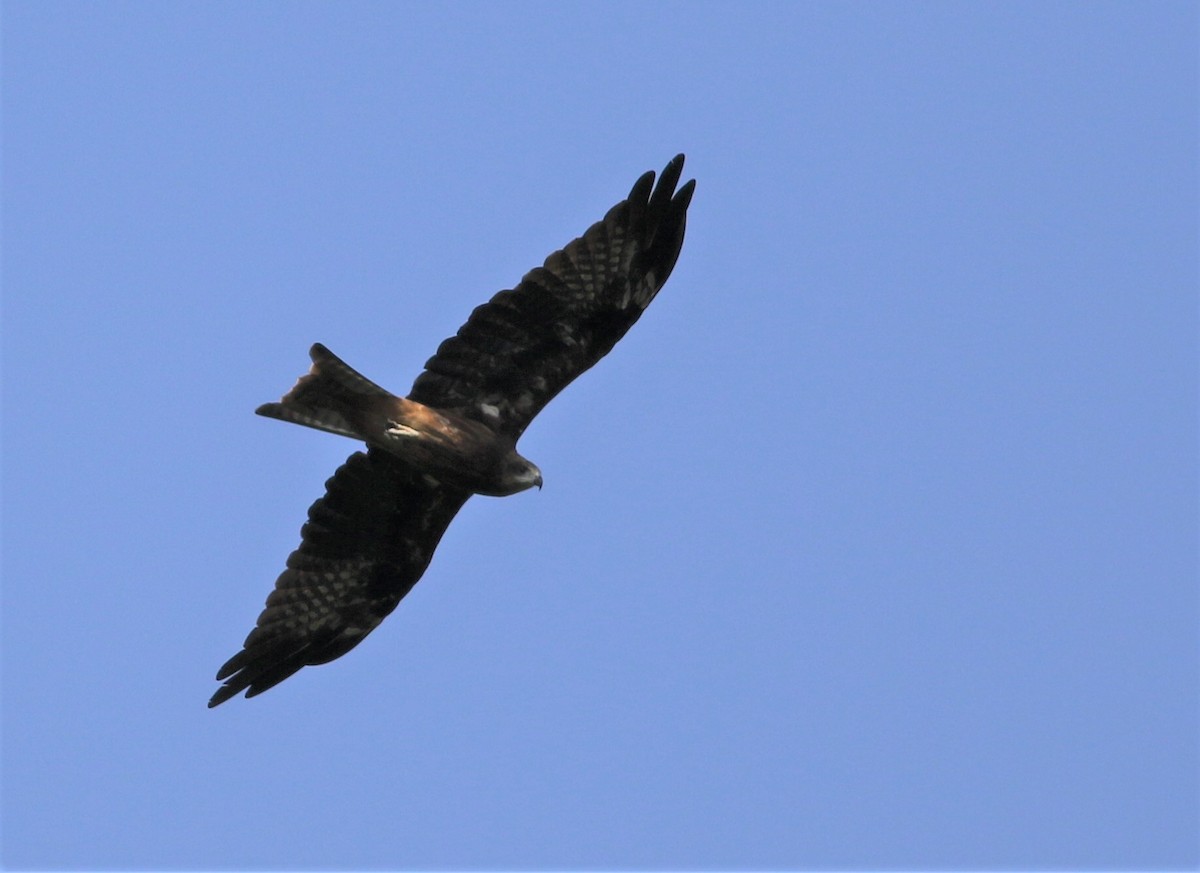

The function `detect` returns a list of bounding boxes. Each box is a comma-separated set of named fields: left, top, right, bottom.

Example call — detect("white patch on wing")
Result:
left=479, top=402, right=500, bottom=420
left=386, top=422, right=420, bottom=438
left=635, top=277, right=657, bottom=307
left=553, top=322, right=578, bottom=346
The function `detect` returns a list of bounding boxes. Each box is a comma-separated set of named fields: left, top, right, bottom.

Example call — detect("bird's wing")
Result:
left=209, top=449, right=469, bottom=707
left=408, top=154, right=695, bottom=439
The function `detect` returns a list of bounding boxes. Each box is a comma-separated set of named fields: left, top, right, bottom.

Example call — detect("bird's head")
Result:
left=494, top=452, right=543, bottom=496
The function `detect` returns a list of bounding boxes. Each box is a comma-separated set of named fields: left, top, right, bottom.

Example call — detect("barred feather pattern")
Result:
left=209, top=450, right=468, bottom=707
left=409, top=154, right=694, bottom=438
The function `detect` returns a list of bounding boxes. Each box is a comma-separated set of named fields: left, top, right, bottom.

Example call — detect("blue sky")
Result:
left=2, top=1, right=1196, bottom=869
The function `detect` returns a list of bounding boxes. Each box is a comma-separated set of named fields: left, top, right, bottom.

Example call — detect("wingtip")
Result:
left=207, top=686, right=236, bottom=708
left=629, top=168, right=656, bottom=203
left=626, top=155, right=691, bottom=220
left=675, top=177, right=696, bottom=209
left=666, top=155, right=693, bottom=198
left=654, top=156, right=684, bottom=199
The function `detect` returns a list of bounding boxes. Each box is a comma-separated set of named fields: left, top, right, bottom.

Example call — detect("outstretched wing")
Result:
left=408, top=154, right=695, bottom=439
left=209, top=449, right=469, bottom=707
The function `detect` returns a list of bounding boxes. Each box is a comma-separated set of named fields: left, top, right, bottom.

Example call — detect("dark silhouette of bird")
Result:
left=210, top=155, right=694, bottom=707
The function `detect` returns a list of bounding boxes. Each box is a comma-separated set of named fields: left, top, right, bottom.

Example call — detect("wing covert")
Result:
left=408, top=154, right=695, bottom=438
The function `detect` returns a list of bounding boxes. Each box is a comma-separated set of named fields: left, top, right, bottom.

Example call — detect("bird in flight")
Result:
left=209, top=155, right=695, bottom=707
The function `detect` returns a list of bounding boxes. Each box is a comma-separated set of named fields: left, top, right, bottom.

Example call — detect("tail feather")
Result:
left=304, top=343, right=392, bottom=397
left=256, top=343, right=395, bottom=441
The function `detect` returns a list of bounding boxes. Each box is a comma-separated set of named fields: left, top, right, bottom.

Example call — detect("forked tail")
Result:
left=256, top=343, right=395, bottom=441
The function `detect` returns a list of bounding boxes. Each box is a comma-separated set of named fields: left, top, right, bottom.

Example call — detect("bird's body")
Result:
left=210, top=155, right=694, bottom=707
left=258, top=343, right=542, bottom=497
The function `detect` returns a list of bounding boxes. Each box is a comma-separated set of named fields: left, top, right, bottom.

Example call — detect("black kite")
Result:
left=209, top=155, right=695, bottom=706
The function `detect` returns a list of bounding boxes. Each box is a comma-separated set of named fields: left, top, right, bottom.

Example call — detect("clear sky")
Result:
left=3, top=2, right=1196, bottom=869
